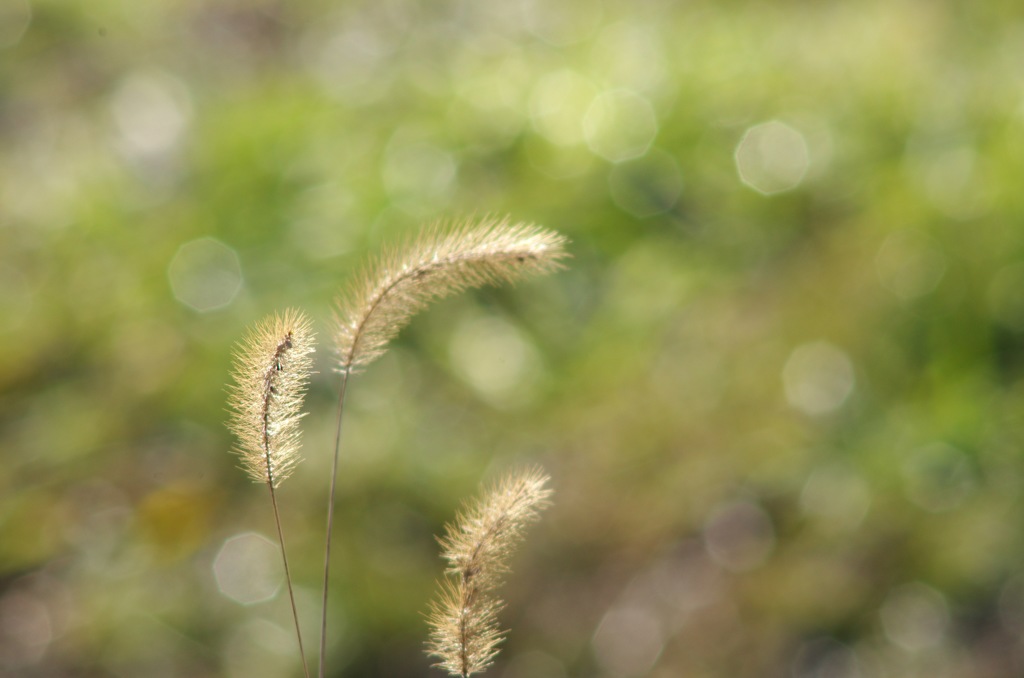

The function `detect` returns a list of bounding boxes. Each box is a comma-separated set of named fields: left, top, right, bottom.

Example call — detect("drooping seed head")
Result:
left=334, top=217, right=569, bottom=373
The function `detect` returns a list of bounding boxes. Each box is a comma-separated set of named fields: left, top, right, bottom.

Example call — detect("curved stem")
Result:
left=319, top=368, right=351, bottom=678
left=267, top=479, right=310, bottom=678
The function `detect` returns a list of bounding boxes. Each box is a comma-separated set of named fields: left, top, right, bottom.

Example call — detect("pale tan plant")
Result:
left=226, top=309, right=316, bottom=678
left=318, top=218, right=568, bottom=677
left=427, top=468, right=553, bottom=678
left=224, top=219, right=568, bottom=678
left=333, top=217, right=570, bottom=373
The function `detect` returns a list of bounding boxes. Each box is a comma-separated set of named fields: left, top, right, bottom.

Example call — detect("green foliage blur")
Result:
left=3, top=0, right=1024, bottom=676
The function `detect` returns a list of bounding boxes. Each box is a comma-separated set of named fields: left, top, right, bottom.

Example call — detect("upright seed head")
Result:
left=427, top=467, right=553, bottom=677
left=226, top=309, right=316, bottom=487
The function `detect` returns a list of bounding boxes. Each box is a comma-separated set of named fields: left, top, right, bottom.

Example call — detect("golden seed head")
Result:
left=334, top=217, right=570, bottom=372
left=226, top=309, right=316, bottom=487
left=427, top=467, right=552, bottom=677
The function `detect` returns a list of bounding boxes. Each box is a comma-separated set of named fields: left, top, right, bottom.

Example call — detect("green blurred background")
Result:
left=3, top=0, right=1024, bottom=676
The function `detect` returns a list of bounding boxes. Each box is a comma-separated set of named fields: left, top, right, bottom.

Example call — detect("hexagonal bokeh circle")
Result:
left=734, top=120, right=809, bottom=195
left=168, top=237, right=243, bottom=312
left=213, top=532, right=282, bottom=605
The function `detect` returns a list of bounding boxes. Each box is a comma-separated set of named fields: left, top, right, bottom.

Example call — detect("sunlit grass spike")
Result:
left=226, top=308, right=315, bottom=678
left=334, top=217, right=570, bottom=372
left=227, top=308, right=315, bottom=487
left=427, top=467, right=552, bottom=678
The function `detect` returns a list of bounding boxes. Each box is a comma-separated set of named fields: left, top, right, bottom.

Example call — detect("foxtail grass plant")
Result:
left=225, top=217, right=568, bottom=677
left=226, top=309, right=315, bottom=678
left=427, top=468, right=552, bottom=678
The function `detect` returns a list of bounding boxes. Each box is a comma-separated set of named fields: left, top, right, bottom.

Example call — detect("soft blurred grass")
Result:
left=3, top=0, right=1024, bottom=676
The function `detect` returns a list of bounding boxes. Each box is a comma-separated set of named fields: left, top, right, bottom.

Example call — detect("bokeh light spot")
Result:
left=703, top=500, right=775, bottom=572
left=529, top=70, right=598, bottom=147
left=168, top=237, right=243, bottom=312
left=0, top=0, right=31, bottom=49
left=875, top=230, right=946, bottom=301
left=110, top=71, right=192, bottom=160
left=880, top=583, right=949, bottom=652
left=448, top=314, right=542, bottom=409
left=735, top=120, right=809, bottom=194
left=213, top=532, right=282, bottom=605
left=607, top=148, right=682, bottom=218
left=592, top=604, right=664, bottom=677
left=583, top=89, right=658, bottom=162
left=782, top=341, right=855, bottom=416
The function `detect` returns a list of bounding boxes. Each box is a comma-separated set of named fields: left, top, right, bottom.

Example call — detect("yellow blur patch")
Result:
left=136, top=484, right=216, bottom=561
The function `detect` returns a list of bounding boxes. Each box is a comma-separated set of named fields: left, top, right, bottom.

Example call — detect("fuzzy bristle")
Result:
left=227, top=309, right=316, bottom=487
left=334, top=217, right=569, bottom=372
left=427, top=468, right=552, bottom=677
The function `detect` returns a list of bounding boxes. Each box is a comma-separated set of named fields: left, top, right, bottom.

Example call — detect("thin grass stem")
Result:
left=318, top=367, right=351, bottom=678
left=318, top=219, right=567, bottom=676
left=267, top=479, right=311, bottom=678
left=226, top=310, right=315, bottom=678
